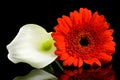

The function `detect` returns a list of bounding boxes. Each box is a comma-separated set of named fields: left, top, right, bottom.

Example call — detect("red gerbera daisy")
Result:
left=52, top=8, right=115, bottom=67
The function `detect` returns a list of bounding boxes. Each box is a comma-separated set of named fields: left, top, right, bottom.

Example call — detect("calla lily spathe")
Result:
left=7, top=24, right=57, bottom=68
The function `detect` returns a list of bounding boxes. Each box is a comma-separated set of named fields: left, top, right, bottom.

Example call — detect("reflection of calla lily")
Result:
left=13, top=69, right=58, bottom=80
left=7, top=24, right=57, bottom=68
left=59, top=65, right=115, bottom=80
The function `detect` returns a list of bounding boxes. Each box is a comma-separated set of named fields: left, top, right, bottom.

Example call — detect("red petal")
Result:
left=94, top=58, right=101, bottom=66
left=84, top=58, right=101, bottom=66
left=104, top=29, right=114, bottom=36
left=98, top=53, right=112, bottom=63
left=52, top=32, right=65, bottom=41
left=62, top=15, right=72, bottom=28
left=78, top=58, right=83, bottom=67
left=60, top=53, right=69, bottom=60
left=70, top=11, right=79, bottom=26
left=103, top=41, right=116, bottom=54
left=57, top=18, right=69, bottom=35
left=73, top=58, right=78, bottom=67
left=66, top=57, right=74, bottom=66
left=89, top=11, right=98, bottom=25
left=79, top=8, right=92, bottom=24
left=63, top=60, right=68, bottom=66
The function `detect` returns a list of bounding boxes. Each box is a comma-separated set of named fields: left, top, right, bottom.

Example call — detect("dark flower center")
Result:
left=80, top=37, right=89, bottom=46
left=66, top=30, right=96, bottom=55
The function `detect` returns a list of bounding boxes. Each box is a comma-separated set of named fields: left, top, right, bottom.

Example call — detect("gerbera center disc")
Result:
left=79, top=37, right=89, bottom=46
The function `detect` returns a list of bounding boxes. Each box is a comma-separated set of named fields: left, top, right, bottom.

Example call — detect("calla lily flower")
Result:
left=13, top=69, right=58, bottom=80
left=7, top=24, right=57, bottom=68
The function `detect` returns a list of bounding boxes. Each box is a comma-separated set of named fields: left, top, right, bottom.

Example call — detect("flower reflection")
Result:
left=59, top=65, right=115, bottom=80
left=13, top=69, right=58, bottom=80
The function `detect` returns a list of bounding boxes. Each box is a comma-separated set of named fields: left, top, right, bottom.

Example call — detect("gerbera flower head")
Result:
left=52, top=8, right=115, bottom=67
left=7, top=24, right=57, bottom=68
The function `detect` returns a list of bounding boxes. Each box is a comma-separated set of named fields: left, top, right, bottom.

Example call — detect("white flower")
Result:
left=7, top=24, right=57, bottom=68
left=13, top=69, right=58, bottom=80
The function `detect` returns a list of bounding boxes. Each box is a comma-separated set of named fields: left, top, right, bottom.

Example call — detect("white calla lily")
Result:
left=13, top=69, right=58, bottom=80
left=7, top=24, right=57, bottom=68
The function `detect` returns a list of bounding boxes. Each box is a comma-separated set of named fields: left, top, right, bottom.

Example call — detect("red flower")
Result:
left=59, top=65, right=115, bottom=80
left=52, top=8, right=115, bottom=67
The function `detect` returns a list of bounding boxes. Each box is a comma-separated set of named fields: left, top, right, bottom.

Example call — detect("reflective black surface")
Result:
left=1, top=0, right=120, bottom=80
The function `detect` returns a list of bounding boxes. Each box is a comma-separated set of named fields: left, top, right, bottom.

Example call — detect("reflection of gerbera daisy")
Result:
left=59, top=65, right=115, bottom=80
left=52, top=8, right=115, bottom=67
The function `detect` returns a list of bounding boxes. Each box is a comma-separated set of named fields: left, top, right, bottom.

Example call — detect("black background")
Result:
left=1, top=0, right=120, bottom=80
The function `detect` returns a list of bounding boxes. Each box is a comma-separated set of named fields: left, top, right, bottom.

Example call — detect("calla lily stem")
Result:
left=55, top=61, right=63, bottom=71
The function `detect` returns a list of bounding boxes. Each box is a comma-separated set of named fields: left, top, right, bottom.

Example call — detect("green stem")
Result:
left=55, top=61, right=63, bottom=71
left=44, top=64, right=54, bottom=74
left=49, top=64, right=54, bottom=74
